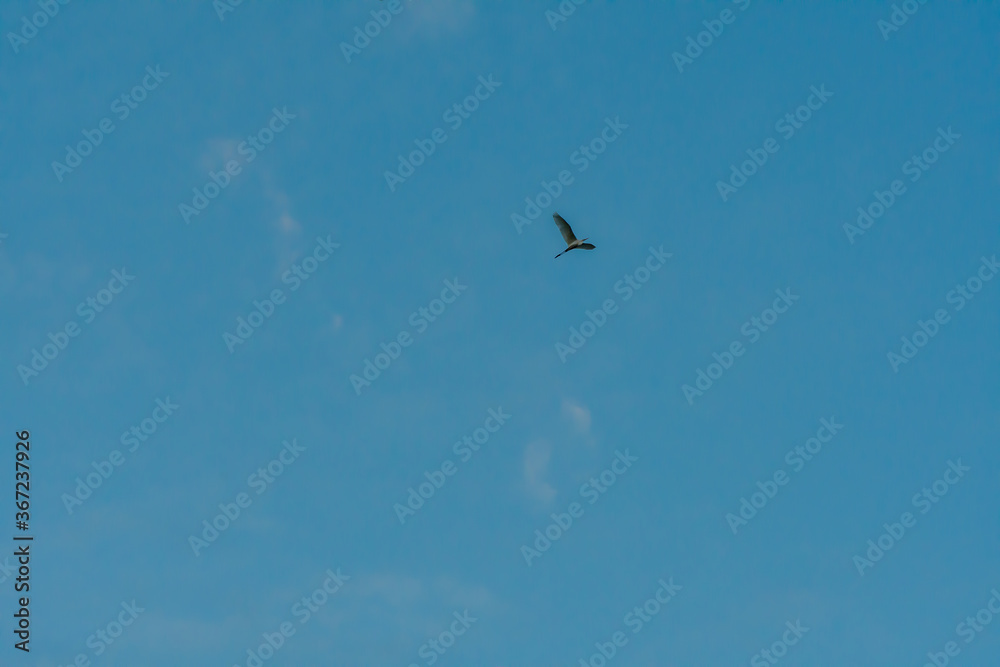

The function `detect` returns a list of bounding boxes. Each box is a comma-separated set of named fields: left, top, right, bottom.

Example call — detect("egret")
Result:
left=552, top=213, right=596, bottom=259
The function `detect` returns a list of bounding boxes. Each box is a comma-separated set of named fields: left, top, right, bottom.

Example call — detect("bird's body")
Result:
left=552, top=213, right=596, bottom=258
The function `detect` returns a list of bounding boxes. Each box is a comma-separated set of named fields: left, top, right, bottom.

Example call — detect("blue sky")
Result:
left=2, top=1, right=999, bottom=665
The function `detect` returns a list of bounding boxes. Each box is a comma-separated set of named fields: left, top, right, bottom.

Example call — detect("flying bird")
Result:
left=552, top=213, right=596, bottom=259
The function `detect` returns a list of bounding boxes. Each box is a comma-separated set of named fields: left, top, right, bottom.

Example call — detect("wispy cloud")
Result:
left=523, top=439, right=556, bottom=504
left=197, top=138, right=239, bottom=172
left=399, top=0, right=476, bottom=39
left=351, top=572, right=424, bottom=609
left=277, top=212, right=300, bottom=234
left=258, top=171, right=304, bottom=275
left=259, top=169, right=298, bottom=232
left=195, top=136, right=300, bottom=239
left=561, top=398, right=591, bottom=435
left=349, top=572, right=492, bottom=611
left=183, top=151, right=302, bottom=279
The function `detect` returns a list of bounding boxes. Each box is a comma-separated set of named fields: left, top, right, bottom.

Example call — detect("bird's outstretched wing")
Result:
left=553, top=213, right=577, bottom=245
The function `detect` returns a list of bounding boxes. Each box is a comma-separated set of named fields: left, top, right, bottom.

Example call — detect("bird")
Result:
left=552, top=213, right=596, bottom=258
